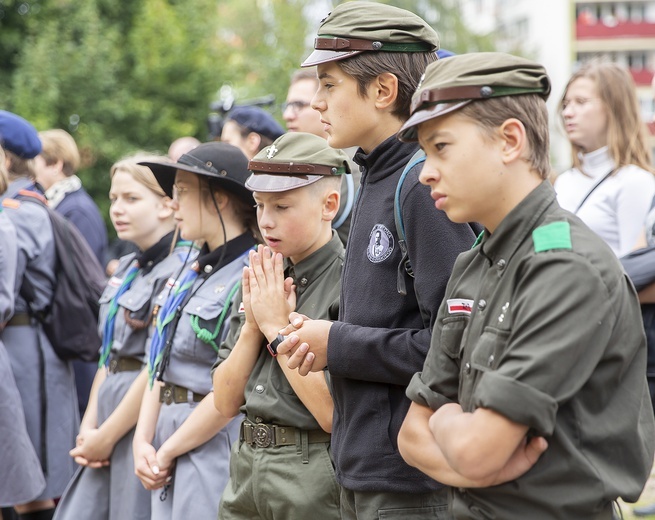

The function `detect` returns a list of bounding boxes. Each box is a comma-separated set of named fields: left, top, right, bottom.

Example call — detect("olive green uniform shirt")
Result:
left=407, top=181, right=655, bottom=519
left=216, top=232, right=343, bottom=430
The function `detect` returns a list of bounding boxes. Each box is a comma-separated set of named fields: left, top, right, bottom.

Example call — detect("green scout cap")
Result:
left=246, top=132, right=351, bottom=193
left=301, top=1, right=439, bottom=67
left=398, top=52, right=551, bottom=141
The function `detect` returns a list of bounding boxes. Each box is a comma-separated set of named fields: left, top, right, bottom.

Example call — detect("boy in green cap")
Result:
left=397, top=52, right=655, bottom=519
left=213, top=132, right=347, bottom=520
left=276, top=2, right=477, bottom=518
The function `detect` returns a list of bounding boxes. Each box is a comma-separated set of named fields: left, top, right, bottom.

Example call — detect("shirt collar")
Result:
left=353, top=135, right=419, bottom=182
left=194, top=232, right=255, bottom=277
left=479, top=181, right=557, bottom=264
left=579, top=146, right=615, bottom=179
left=136, top=231, right=176, bottom=274
left=285, top=231, right=343, bottom=290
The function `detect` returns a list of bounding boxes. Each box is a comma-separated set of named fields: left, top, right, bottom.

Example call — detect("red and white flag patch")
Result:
left=447, top=298, right=473, bottom=315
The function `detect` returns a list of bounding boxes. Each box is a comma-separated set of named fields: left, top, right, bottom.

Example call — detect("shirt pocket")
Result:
left=177, top=293, right=230, bottom=362
left=440, top=315, right=470, bottom=361
left=470, top=326, right=510, bottom=375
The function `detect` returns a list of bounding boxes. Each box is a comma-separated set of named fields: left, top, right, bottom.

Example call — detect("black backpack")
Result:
left=15, top=190, right=105, bottom=362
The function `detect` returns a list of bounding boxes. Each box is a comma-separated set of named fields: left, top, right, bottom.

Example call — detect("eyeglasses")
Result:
left=172, top=184, right=199, bottom=201
left=281, top=101, right=311, bottom=114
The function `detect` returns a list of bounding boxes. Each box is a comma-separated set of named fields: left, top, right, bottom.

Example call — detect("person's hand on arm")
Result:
left=248, top=246, right=333, bottom=431
left=276, top=313, right=332, bottom=376
left=398, top=402, right=547, bottom=488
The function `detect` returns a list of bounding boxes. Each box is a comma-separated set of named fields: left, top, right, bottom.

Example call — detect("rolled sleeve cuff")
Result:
left=473, top=372, right=558, bottom=436
left=406, top=372, right=454, bottom=411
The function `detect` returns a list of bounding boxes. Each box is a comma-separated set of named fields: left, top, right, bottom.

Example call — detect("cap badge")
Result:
left=266, top=144, right=279, bottom=159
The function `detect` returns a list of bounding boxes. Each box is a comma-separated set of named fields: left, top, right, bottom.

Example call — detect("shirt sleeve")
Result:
left=212, top=287, right=245, bottom=374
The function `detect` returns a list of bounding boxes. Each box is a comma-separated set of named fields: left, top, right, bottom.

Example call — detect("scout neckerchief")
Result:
left=147, top=232, right=256, bottom=388
left=98, top=232, right=190, bottom=368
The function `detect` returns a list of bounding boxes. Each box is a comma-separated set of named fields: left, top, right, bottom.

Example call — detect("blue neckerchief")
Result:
left=147, top=268, right=199, bottom=387
left=98, top=263, right=140, bottom=367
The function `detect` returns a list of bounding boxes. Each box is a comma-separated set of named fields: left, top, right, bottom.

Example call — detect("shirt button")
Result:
left=478, top=299, right=487, bottom=311
left=204, top=265, right=213, bottom=274
left=464, top=362, right=471, bottom=374
left=255, top=416, right=263, bottom=423
left=300, top=277, right=308, bottom=287
left=497, top=259, right=506, bottom=270
left=255, top=384, right=264, bottom=394
left=488, top=355, right=494, bottom=367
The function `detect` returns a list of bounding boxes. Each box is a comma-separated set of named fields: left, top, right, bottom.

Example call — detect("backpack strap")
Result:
left=395, top=149, right=426, bottom=296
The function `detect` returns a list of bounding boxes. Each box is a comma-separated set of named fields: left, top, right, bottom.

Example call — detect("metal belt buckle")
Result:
left=253, top=424, right=273, bottom=448
left=162, top=386, right=173, bottom=405
left=109, top=359, right=118, bottom=373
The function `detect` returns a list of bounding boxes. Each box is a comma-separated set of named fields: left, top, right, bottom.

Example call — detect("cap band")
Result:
left=249, top=160, right=346, bottom=176
left=411, top=84, right=549, bottom=113
left=315, top=36, right=434, bottom=53
left=178, top=153, right=218, bottom=174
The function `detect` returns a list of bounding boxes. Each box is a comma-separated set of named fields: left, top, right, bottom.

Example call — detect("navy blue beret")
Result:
left=437, top=49, right=455, bottom=59
left=227, top=106, right=285, bottom=142
left=0, top=110, right=42, bottom=159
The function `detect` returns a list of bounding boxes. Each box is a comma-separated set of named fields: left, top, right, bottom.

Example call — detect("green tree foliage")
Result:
left=1, top=0, right=494, bottom=236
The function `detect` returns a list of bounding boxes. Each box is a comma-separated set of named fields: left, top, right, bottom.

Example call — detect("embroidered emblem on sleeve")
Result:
left=367, top=224, right=394, bottom=263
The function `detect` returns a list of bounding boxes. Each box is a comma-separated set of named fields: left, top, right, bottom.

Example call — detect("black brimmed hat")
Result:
left=140, top=142, right=253, bottom=203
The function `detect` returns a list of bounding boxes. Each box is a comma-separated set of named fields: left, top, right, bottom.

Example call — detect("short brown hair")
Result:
left=202, top=178, right=260, bottom=242
left=337, top=51, right=437, bottom=120
left=5, top=150, right=35, bottom=180
left=459, top=94, right=551, bottom=179
left=290, top=68, right=319, bottom=87
left=38, top=129, right=81, bottom=177
left=560, top=61, right=652, bottom=172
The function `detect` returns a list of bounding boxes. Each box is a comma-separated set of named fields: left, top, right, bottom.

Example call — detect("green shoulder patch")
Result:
left=532, top=221, right=572, bottom=253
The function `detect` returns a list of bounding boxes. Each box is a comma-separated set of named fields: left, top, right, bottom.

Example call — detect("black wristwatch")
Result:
left=266, top=334, right=285, bottom=357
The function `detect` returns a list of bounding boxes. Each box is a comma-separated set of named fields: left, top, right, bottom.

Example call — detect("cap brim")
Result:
left=397, top=100, right=472, bottom=142
left=139, top=159, right=254, bottom=203
left=301, top=49, right=363, bottom=67
left=245, top=173, right=323, bottom=193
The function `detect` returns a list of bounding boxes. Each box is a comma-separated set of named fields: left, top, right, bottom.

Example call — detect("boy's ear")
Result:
left=246, top=132, right=262, bottom=157
left=498, top=118, right=527, bottom=165
left=322, top=188, right=340, bottom=222
left=372, top=72, right=399, bottom=111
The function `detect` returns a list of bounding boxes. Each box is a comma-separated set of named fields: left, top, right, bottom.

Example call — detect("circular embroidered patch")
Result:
left=367, top=224, right=394, bottom=263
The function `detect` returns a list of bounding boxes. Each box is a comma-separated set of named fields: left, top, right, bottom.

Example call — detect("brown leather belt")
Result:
left=108, top=356, right=143, bottom=374
left=6, top=313, right=31, bottom=327
left=240, top=419, right=331, bottom=448
left=159, top=383, right=205, bottom=405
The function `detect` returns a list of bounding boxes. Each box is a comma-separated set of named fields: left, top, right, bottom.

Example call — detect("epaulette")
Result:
left=2, top=198, right=20, bottom=210
left=532, top=221, right=572, bottom=253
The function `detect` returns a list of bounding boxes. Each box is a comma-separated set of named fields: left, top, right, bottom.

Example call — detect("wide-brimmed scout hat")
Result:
left=301, top=1, right=440, bottom=67
left=246, top=132, right=350, bottom=192
left=0, top=110, right=42, bottom=159
left=398, top=52, right=551, bottom=141
left=140, top=142, right=253, bottom=203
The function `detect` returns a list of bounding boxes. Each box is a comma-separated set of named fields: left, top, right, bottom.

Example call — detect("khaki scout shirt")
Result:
left=407, top=181, right=655, bottom=520
left=216, top=232, right=343, bottom=431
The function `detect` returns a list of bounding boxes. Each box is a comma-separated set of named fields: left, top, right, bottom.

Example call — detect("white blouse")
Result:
left=555, top=147, right=655, bottom=257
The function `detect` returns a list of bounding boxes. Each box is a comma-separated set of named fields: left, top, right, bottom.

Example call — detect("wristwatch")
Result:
left=266, top=334, right=285, bottom=357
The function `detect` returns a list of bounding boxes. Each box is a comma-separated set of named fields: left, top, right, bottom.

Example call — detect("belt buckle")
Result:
left=253, top=424, right=273, bottom=448
left=109, top=359, right=118, bottom=373
left=162, top=386, right=173, bottom=405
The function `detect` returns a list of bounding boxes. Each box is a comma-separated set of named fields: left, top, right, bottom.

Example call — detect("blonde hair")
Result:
left=110, top=153, right=167, bottom=197
left=0, top=148, right=8, bottom=194
left=560, top=61, right=653, bottom=172
left=38, top=129, right=81, bottom=177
